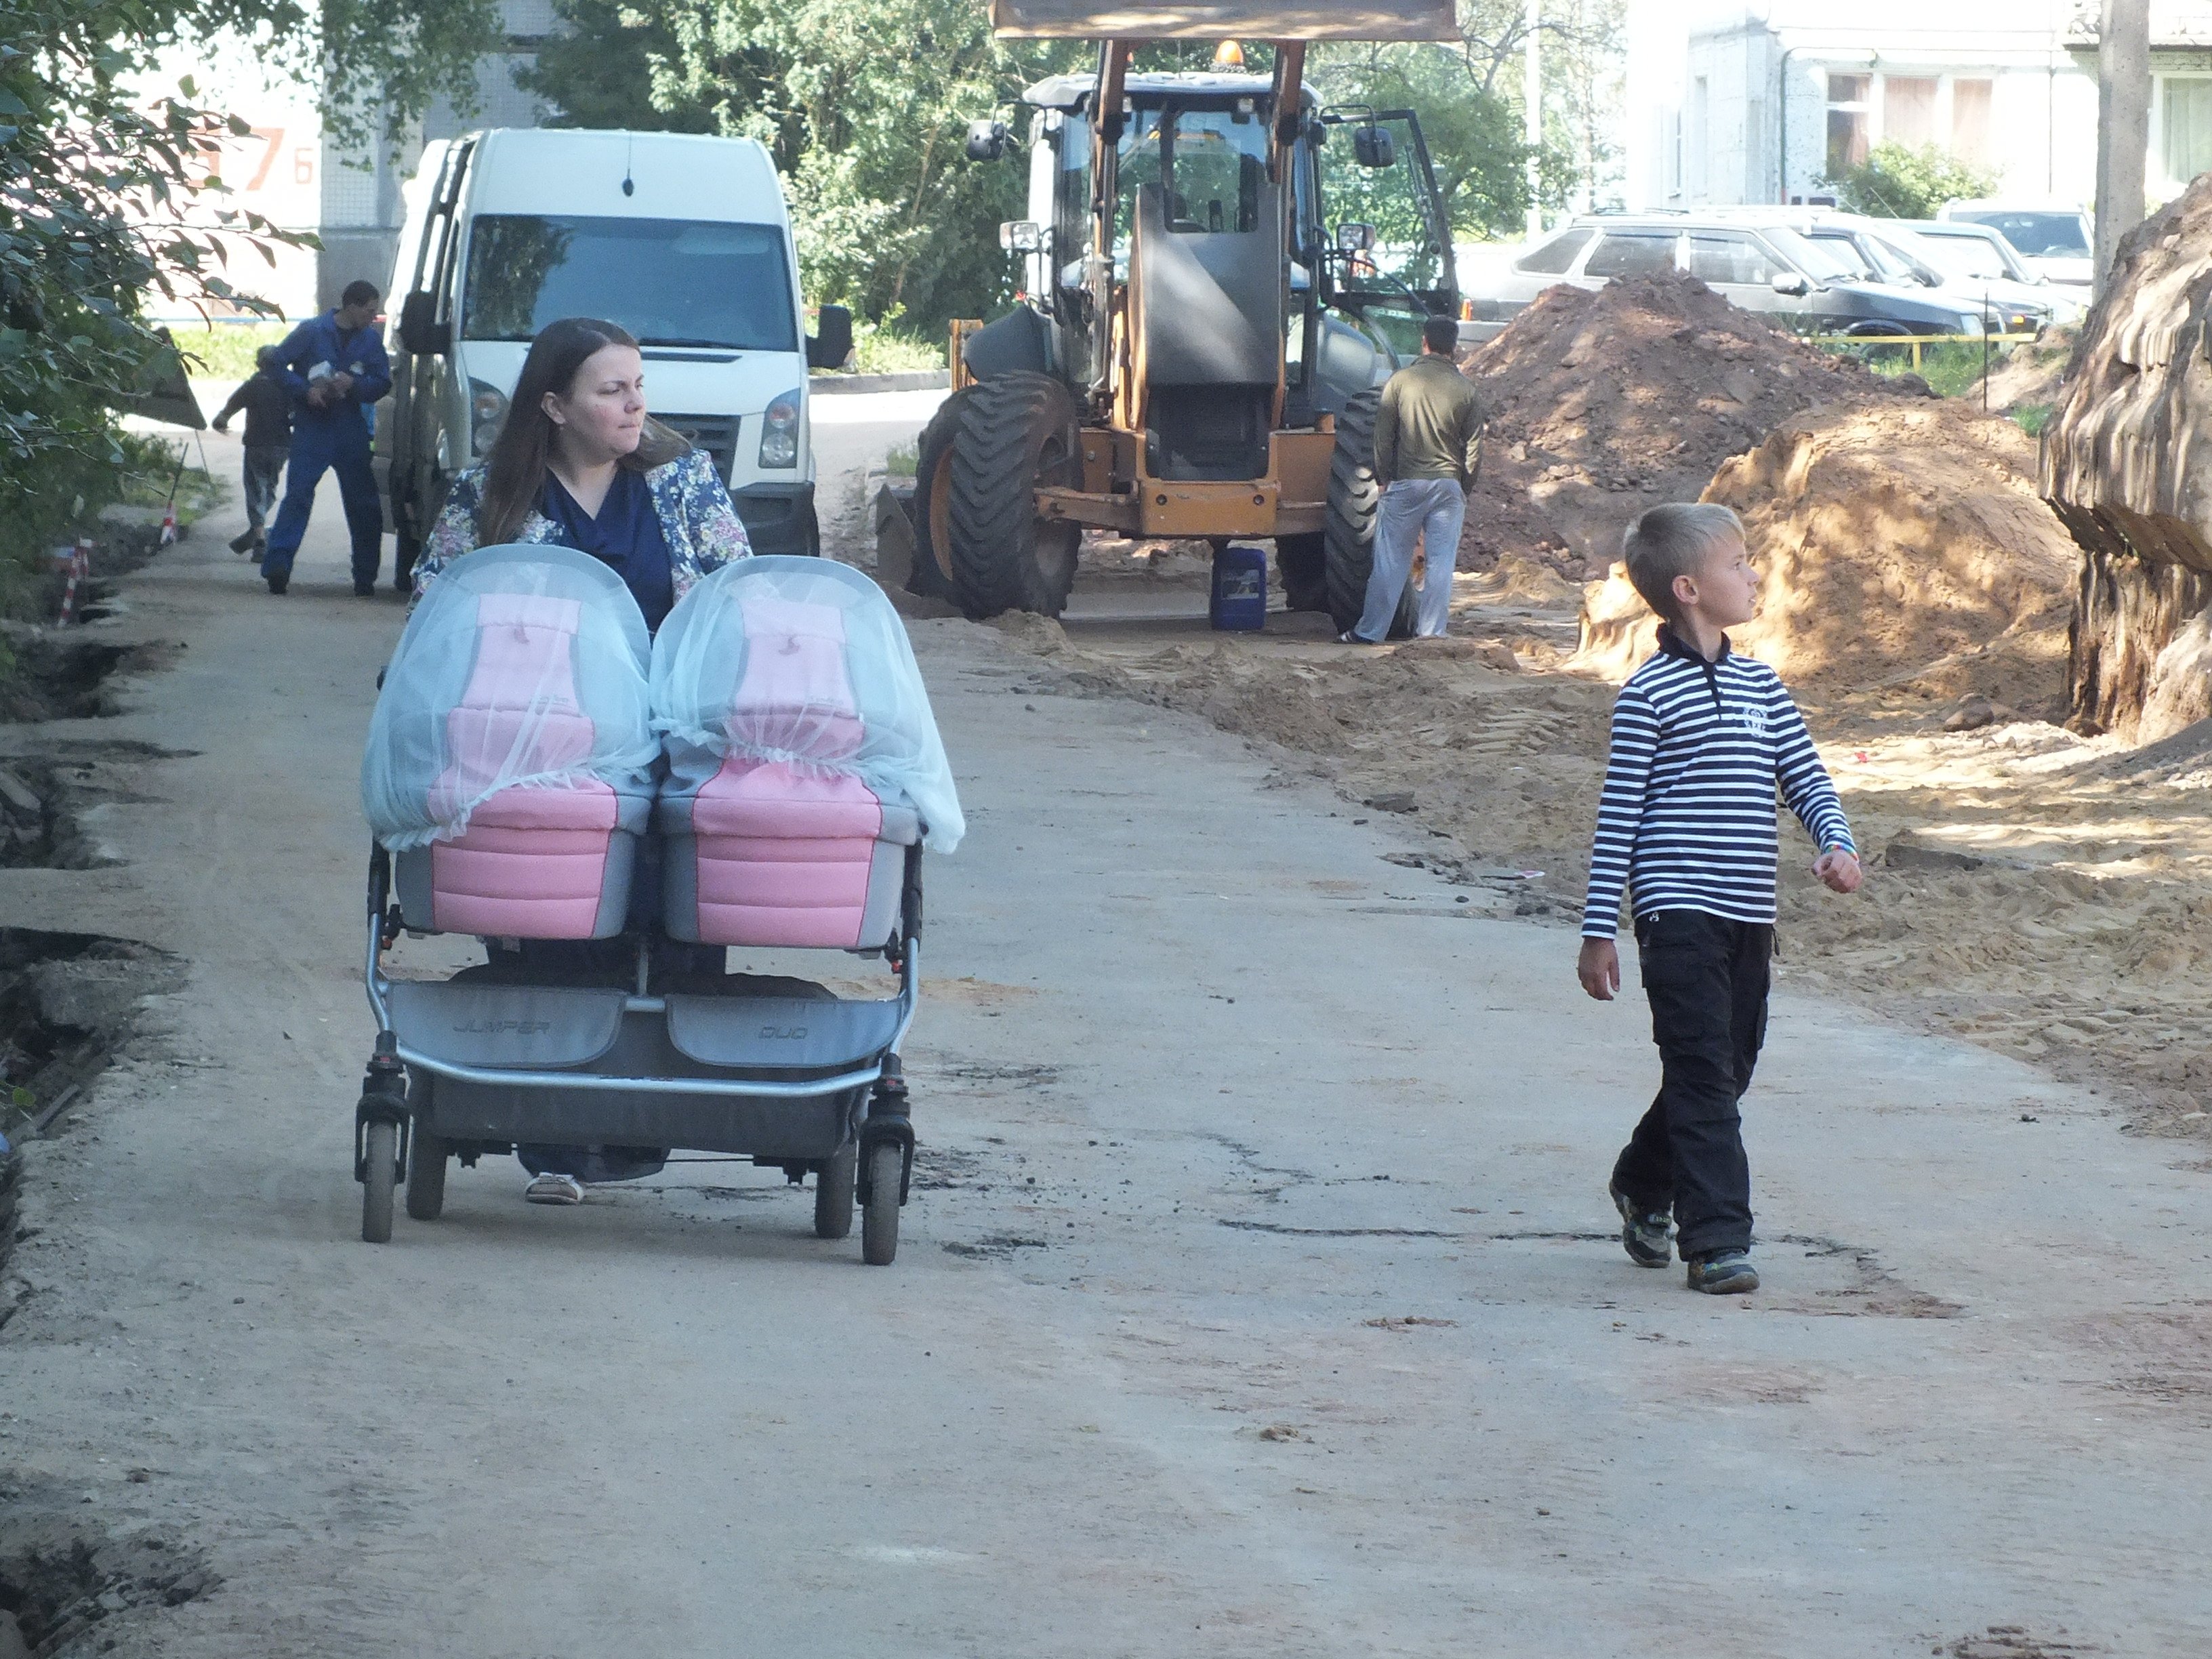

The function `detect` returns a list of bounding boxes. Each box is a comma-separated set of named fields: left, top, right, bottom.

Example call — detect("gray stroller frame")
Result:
left=352, top=841, right=924, bottom=1263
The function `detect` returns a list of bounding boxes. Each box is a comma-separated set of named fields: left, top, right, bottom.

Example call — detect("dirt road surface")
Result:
left=3, top=410, right=2207, bottom=1657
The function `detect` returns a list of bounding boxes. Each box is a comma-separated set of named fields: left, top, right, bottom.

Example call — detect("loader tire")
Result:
left=1324, top=388, right=1415, bottom=640
left=908, top=386, right=978, bottom=602
left=946, top=372, right=1082, bottom=619
left=1275, top=533, right=1328, bottom=613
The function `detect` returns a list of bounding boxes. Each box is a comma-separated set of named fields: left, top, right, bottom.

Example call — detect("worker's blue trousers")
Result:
left=262, top=416, right=383, bottom=588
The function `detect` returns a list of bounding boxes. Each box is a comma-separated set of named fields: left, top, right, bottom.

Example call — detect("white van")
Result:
left=375, top=127, right=851, bottom=567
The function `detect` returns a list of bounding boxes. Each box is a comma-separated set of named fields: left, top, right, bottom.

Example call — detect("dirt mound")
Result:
left=1461, top=272, right=1907, bottom=576
left=1982, top=325, right=2075, bottom=415
left=2044, top=175, right=2212, bottom=739
left=1571, top=400, right=2076, bottom=705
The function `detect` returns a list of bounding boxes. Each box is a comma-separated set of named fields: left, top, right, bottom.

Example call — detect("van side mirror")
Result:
left=398, top=290, right=448, bottom=356
left=966, top=119, right=1012, bottom=163
left=807, top=304, right=853, bottom=371
left=1353, top=125, right=1396, bottom=169
left=1771, top=271, right=1810, bottom=297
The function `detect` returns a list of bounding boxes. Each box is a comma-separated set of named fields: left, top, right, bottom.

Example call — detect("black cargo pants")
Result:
left=1611, top=908, right=1772, bottom=1259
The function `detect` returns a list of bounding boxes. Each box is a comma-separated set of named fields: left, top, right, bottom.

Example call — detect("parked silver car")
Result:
left=1459, top=213, right=1990, bottom=346
left=1898, top=220, right=2086, bottom=327
left=1701, top=209, right=2058, bottom=337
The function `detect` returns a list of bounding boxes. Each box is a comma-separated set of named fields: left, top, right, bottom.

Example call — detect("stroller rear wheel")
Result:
left=406, top=1124, right=448, bottom=1222
left=814, top=1143, right=856, bottom=1240
left=361, top=1120, right=397, bottom=1244
left=861, top=1142, right=901, bottom=1266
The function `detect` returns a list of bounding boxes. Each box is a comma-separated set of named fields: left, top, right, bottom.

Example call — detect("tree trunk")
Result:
left=2094, top=0, right=2151, bottom=300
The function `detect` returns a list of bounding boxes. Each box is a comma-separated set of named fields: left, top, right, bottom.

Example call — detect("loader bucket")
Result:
left=989, top=1, right=1458, bottom=39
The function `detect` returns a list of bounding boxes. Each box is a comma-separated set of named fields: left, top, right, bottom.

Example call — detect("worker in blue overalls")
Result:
left=260, top=279, right=392, bottom=596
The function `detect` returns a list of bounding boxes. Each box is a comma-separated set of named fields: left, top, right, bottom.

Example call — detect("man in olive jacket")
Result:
left=1345, top=314, right=1483, bottom=642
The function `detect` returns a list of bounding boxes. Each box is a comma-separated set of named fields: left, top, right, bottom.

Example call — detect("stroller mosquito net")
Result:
left=651, top=556, right=965, bottom=853
left=362, top=544, right=657, bottom=851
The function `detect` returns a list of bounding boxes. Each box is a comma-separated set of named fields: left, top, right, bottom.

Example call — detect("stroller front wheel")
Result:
left=361, top=1120, right=397, bottom=1244
left=861, top=1142, right=901, bottom=1266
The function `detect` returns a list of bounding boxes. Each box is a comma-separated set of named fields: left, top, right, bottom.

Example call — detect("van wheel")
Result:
left=909, top=387, right=978, bottom=602
left=945, top=373, right=1082, bottom=619
left=1324, top=388, right=1415, bottom=640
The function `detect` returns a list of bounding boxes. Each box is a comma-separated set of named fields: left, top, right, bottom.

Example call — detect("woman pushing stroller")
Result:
left=413, top=315, right=752, bottom=625
left=411, top=316, right=752, bottom=1205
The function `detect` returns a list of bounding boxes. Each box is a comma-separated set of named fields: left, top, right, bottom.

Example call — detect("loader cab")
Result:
left=1019, top=73, right=1455, bottom=415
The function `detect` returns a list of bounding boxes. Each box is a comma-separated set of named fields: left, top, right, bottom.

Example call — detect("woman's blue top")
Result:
left=541, top=466, right=676, bottom=631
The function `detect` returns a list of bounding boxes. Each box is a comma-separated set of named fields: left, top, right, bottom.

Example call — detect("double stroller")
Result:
left=352, top=548, right=962, bottom=1265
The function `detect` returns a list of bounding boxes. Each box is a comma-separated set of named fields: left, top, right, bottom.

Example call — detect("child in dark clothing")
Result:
left=211, top=346, right=292, bottom=555
left=1576, top=502, right=1863, bottom=1295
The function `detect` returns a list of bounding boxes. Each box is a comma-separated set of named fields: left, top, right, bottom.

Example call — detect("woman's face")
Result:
left=544, top=343, right=646, bottom=462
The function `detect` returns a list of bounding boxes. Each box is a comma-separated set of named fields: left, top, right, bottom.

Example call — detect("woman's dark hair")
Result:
left=477, top=316, right=689, bottom=546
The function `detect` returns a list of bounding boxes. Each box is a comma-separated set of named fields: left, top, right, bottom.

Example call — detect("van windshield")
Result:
left=462, top=216, right=798, bottom=351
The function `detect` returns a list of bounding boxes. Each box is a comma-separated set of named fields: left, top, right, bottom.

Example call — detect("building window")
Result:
left=1826, top=72, right=1870, bottom=173
left=1885, top=76, right=1939, bottom=146
left=2164, top=78, right=2212, bottom=185
left=1952, top=79, right=1993, bottom=167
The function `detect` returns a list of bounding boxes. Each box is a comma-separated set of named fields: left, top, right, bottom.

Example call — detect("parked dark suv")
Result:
left=1462, top=214, right=1992, bottom=346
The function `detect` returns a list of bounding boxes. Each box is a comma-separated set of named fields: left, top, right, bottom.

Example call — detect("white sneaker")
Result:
left=524, top=1171, right=585, bottom=1206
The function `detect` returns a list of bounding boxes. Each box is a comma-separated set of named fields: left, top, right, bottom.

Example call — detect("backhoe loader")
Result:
left=891, top=1, right=1462, bottom=636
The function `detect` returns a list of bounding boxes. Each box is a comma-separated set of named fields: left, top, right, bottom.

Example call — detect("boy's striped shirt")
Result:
left=1580, top=629, right=1854, bottom=939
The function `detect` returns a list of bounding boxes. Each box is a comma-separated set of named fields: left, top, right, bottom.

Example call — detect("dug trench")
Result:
left=0, top=1487, right=221, bottom=1659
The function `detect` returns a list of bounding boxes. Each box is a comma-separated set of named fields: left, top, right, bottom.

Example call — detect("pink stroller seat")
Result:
left=659, top=592, right=919, bottom=949
left=391, top=587, right=651, bottom=939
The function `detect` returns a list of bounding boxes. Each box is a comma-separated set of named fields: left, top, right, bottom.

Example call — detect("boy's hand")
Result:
left=1814, top=848, right=1862, bottom=893
left=1577, top=937, right=1620, bottom=1001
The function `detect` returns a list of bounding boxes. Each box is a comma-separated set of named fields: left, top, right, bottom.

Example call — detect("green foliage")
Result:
left=169, top=320, right=291, bottom=381
left=0, top=0, right=493, bottom=602
left=517, top=0, right=713, bottom=135
left=315, top=0, right=505, bottom=152
left=649, top=0, right=1085, bottom=330
left=844, top=314, right=945, bottom=375
left=2013, top=402, right=2053, bottom=437
left=0, top=0, right=318, bottom=602
left=1824, top=141, right=2001, bottom=221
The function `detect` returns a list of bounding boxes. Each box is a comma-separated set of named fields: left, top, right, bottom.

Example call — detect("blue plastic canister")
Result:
left=1209, top=543, right=1267, bottom=632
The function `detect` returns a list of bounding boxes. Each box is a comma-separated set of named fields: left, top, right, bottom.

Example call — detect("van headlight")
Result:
left=758, top=388, right=801, bottom=468
left=469, top=379, right=508, bottom=457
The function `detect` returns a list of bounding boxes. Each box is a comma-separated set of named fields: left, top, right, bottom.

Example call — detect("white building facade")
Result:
left=1624, top=0, right=2212, bottom=212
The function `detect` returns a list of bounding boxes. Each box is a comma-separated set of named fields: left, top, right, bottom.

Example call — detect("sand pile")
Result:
left=1570, top=400, right=2076, bottom=709
left=1461, top=272, right=1908, bottom=576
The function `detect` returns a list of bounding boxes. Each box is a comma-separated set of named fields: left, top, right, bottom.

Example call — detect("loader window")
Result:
left=1318, top=111, right=1450, bottom=296
left=1109, top=107, right=1168, bottom=253
left=1164, top=108, right=1265, bottom=234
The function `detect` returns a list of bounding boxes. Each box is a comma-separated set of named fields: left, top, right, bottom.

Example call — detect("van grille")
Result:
left=657, top=414, right=740, bottom=483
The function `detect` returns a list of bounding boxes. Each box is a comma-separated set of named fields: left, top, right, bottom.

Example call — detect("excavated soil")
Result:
left=979, top=334, right=2212, bottom=1140
left=1572, top=398, right=2077, bottom=710
left=1458, top=272, right=1914, bottom=577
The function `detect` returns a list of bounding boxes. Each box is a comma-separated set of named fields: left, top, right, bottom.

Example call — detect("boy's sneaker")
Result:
left=1685, top=1250, right=1759, bottom=1294
left=228, top=528, right=256, bottom=554
left=524, top=1171, right=585, bottom=1206
left=1609, top=1181, right=1671, bottom=1268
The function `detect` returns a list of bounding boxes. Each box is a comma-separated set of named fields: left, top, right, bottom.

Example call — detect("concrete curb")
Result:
left=809, top=370, right=950, bottom=395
